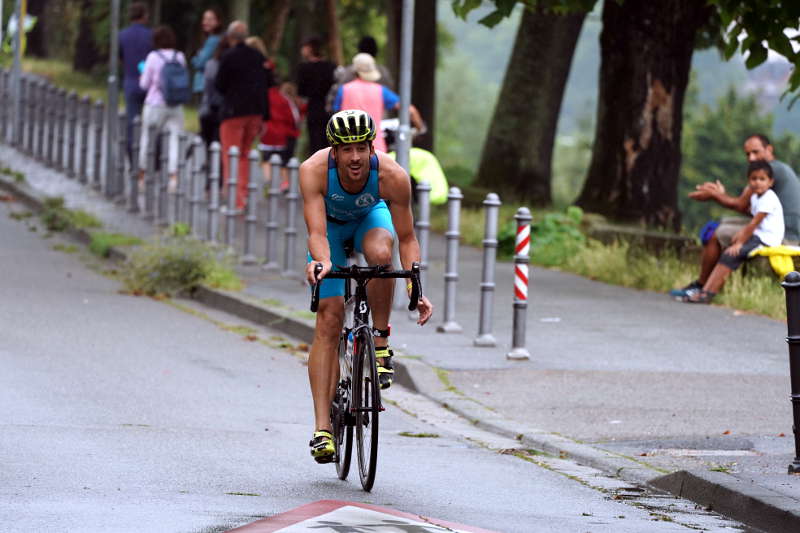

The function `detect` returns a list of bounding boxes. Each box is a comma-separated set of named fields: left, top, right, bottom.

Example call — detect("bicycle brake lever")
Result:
left=310, top=263, right=323, bottom=312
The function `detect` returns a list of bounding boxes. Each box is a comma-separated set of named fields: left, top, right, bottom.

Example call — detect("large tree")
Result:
left=473, top=6, right=587, bottom=205
left=575, top=0, right=713, bottom=229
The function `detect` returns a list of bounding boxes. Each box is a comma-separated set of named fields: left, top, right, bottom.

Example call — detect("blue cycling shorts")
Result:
left=308, top=202, right=396, bottom=299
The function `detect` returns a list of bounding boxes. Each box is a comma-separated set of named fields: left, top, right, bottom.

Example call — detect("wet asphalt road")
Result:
left=0, top=201, right=749, bottom=532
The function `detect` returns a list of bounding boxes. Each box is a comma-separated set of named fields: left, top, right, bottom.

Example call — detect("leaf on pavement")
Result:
left=722, top=430, right=731, bottom=435
left=244, top=335, right=258, bottom=342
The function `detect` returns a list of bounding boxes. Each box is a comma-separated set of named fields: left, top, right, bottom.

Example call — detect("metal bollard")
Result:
left=157, top=131, right=169, bottom=226
left=143, top=124, right=157, bottom=221
left=782, top=271, right=800, bottom=473
left=474, top=193, right=502, bottom=347
left=174, top=133, right=188, bottom=224
left=26, top=77, right=36, bottom=155
left=17, top=75, right=26, bottom=148
left=46, top=85, right=56, bottom=166
left=225, top=146, right=239, bottom=247
left=207, top=141, right=221, bottom=243
left=115, top=111, right=127, bottom=200
left=263, top=153, right=282, bottom=271
left=92, top=100, right=104, bottom=191
left=189, top=136, right=203, bottom=235
left=437, top=187, right=464, bottom=333
left=415, top=180, right=432, bottom=290
left=507, top=207, right=532, bottom=360
left=56, top=89, right=67, bottom=171
left=242, top=149, right=260, bottom=264
left=282, top=157, right=300, bottom=277
left=128, top=116, right=141, bottom=213
left=66, top=92, right=78, bottom=178
left=36, top=81, right=46, bottom=161
left=78, top=97, right=91, bottom=184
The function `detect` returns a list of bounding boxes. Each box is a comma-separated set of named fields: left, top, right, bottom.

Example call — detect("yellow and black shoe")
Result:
left=376, top=347, right=394, bottom=390
left=309, top=430, right=335, bottom=464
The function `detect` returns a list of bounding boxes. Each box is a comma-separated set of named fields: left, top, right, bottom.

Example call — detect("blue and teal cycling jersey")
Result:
left=310, top=150, right=395, bottom=299
left=324, top=151, right=386, bottom=221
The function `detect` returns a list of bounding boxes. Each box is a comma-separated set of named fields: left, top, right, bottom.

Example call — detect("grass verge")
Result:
left=88, top=232, right=143, bottom=257
left=40, top=196, right=102, bottom=232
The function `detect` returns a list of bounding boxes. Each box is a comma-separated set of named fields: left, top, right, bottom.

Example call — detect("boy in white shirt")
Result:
left=683, top=160, right=784, bottom=303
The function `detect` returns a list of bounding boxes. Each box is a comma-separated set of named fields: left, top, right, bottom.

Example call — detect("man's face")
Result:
left=743, top=137, right=774, bottom=163
left=333, top=142, right=372, bottom=182
left=300, top=44, right=312, bottom=60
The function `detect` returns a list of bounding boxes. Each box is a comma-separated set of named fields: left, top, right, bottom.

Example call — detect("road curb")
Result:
left=3, top=173, right=797, bottom=532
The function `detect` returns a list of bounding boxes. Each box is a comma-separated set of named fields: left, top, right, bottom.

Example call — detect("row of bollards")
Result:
left=433, top=188, right=532, bottom=360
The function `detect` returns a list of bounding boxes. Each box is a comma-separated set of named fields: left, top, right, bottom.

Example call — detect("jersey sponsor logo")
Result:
left=330, top=193, right=345, bottom=202
left=355, top=193, right=376, bottom=208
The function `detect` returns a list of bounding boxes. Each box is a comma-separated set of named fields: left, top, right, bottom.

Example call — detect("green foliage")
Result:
left=498, top=206, right=585, bottom=266
left=121, top=236, right=242, bottom=297
left=168, top=222, right=191, bottom=237
left=565, top=239, right=696, bottom=293
left=88, top=232, right=142, bottom=257
left=712, top=1, right=800, bottom=103
left=0, top=166, right=25, bottom=182
left=39, top=197, right=102, bottom=232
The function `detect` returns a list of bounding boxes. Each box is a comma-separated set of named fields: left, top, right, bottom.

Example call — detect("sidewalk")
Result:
left=2, top=144, right=799, bottom=532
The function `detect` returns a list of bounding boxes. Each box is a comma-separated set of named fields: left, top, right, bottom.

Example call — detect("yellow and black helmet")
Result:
left=326, top=109, right=377, bottom=145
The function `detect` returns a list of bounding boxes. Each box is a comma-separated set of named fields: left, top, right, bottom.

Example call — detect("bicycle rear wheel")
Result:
left=354, top=329, right=380, bottom=491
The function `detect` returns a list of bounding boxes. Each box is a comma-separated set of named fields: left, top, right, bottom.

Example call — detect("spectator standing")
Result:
left=673, top=134, right=800, bottom=299
left=333, top=53, right=424, bottom=153
left=191, top=8, right=224, bottom=104
left=216, top=21, right=270, bottom=210
left=259, top=78, right=304, bottom=190
left=118, top=2, right=152, bottom=163
left=295, top=37, right=337, bottom=155
left=326, top=35, right=393, bottom=112
left=244, top=36, right=277, bottom=88
left=198, top=35, right=229, bottom=149
left=138, top=25, right=187, bottom=191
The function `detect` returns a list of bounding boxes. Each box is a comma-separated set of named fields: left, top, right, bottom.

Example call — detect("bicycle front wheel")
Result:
left=334, top=333, right=353, bottom=480
left=354, top=329, right=380, bottom=491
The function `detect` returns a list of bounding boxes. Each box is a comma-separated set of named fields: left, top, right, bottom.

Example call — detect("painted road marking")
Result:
left=228, top=499, right=498, bottom=532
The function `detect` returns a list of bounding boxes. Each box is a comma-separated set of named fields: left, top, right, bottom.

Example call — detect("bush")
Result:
left=88, top=232, right=143, bottom=257
left=121, top=236, right=242, bottom=296
left=40, top=197, right=102, bottom=232
left=499, top=206, right=586, bottom=266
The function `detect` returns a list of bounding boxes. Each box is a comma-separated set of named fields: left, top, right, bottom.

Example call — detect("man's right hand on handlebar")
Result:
left=306, top=260, right=332, bottom=286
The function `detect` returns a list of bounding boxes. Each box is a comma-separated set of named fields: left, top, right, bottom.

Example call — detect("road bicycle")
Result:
left=310, top=261, right=422, bottom=491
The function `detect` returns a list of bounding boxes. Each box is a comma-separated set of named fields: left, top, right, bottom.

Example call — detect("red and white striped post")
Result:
left=507, top=207, right=532, bottom=360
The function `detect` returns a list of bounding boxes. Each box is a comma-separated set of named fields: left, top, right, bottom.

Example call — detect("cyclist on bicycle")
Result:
left=301, top=109, right=434, bottom=463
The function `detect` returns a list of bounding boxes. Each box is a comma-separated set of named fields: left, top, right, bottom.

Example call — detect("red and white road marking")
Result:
left=228, top=499, right=498, bottom=532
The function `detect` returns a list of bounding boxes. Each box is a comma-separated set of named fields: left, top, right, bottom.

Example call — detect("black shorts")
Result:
left=718, top=235, right=764, bottom=270
left=259, top=138, right=297, bottom=166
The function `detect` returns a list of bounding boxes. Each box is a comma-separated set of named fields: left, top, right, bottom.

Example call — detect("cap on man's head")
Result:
left=353, top=53, right=380, bottom=82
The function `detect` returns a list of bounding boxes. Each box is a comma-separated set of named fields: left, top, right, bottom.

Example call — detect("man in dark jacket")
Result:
left=215, top=20, right=270, bottom=210
left=118, top=2, right=152, bottom=163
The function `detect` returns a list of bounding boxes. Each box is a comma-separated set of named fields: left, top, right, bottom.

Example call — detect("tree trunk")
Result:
left=576, top=0, right=712, bottom=229
left=411, top=0, right=436, bottom=151
left=264, top=0, right=291, bottom=55
left=73, top=0, right=101, bottom=73
left=474, top=8, right=586, bottom=206
left=325, top=0, right=344, bottom=65
left=26, top=0, right=48, bottom=57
